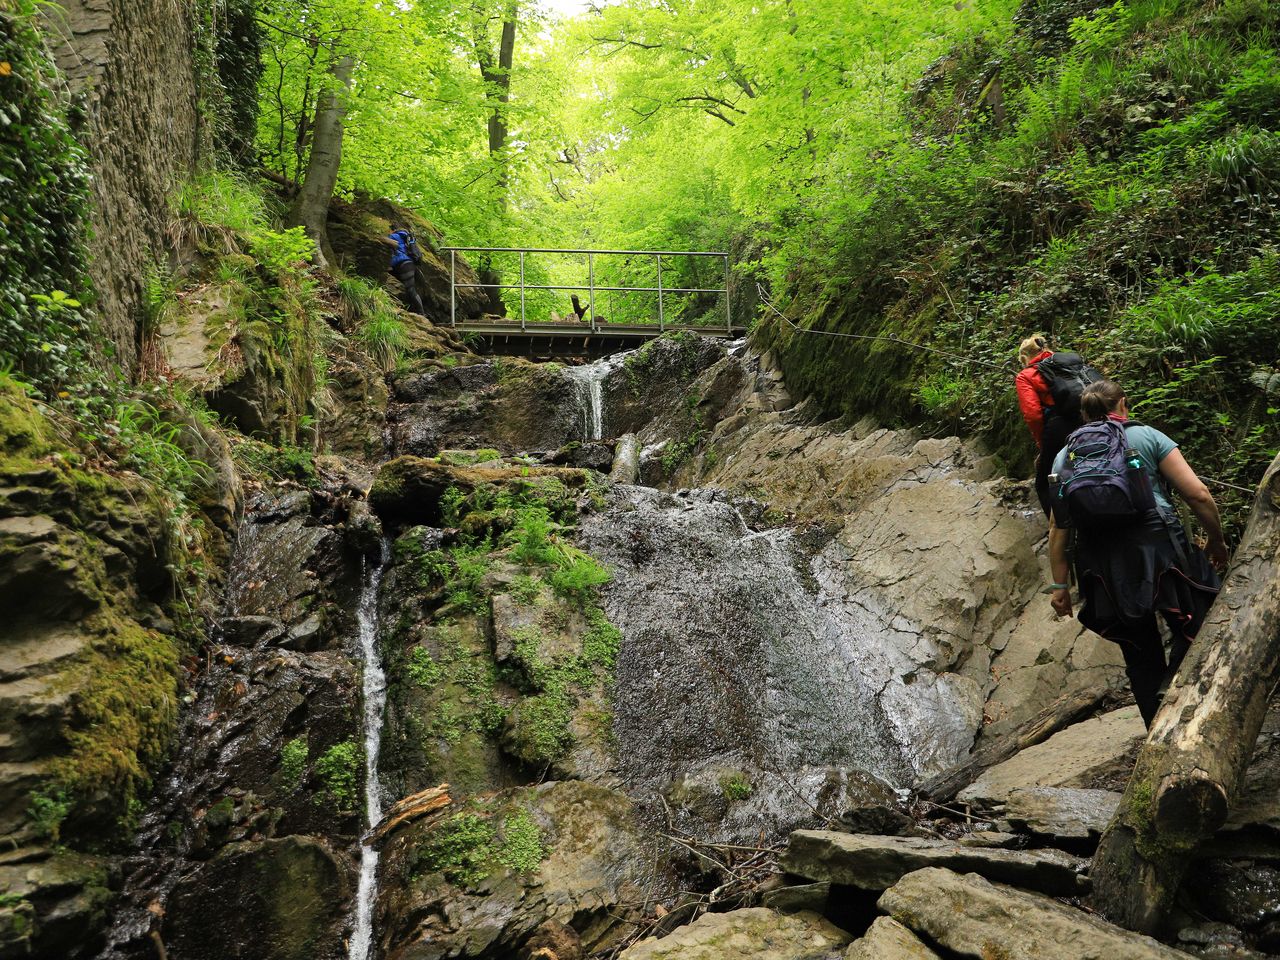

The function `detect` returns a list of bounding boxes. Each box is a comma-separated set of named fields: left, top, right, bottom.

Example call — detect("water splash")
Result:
left=348, top=541, right=389, bottom=960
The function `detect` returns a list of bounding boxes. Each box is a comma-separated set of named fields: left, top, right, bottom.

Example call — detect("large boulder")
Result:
left=1001, top=787, right=1121, bottom=844
left=376, top=781, right=646, bottom=960
left=781, top=831, right=1088, bottom=897
left=878, top=868, right=1191, bottom=960
left=616, top=907, right=851, bottom=960
left=958, top=706, right=1145, bottom=807
left=845, top=916, right=940, bottom=960
left=163, top=836, right=352, bottom=960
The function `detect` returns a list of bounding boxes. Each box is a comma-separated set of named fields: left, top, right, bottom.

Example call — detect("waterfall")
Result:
left=565, top=354, right=624, bottom=441
left=348, top=541, right=389, bottom=960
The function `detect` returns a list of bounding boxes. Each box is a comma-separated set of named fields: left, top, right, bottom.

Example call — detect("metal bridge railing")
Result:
left=441, top=246, right=732, bottom=335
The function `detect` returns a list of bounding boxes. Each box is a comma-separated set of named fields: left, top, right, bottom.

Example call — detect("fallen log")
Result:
left=918, top=686, right=1128, bottom=804
left=1091, top=452, right=1280, bottom=934
left=366, top=784, right=451, bottom=848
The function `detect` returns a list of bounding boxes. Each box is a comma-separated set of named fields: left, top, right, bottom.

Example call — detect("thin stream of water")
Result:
left=348, top=541, right=389, bottom=960
left=566, top=354, right=623, bottom=441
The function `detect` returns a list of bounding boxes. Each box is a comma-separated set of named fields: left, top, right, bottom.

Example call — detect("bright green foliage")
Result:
left=315, top=740, right=361, bottom=810
left=280, top=737, right=308, bottom=787
left=547, top=548, right=611, bottom=603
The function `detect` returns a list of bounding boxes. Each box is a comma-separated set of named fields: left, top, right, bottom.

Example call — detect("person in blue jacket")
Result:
left=387, top=224, right=425, bottom=315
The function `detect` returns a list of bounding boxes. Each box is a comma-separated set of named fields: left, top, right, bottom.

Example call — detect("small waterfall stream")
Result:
left=348, top=541, right=390, bottom=960
left=565, top=354, right=625, bottom=441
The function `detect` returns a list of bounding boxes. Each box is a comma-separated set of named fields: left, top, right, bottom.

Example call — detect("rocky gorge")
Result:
left=5, top=304, right=1280, bottom=960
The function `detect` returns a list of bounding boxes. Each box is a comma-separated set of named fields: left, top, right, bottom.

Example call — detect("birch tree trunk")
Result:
left=289, top=54, right=354, bottom=270
left=1091, top=451, right=1280, bottom=934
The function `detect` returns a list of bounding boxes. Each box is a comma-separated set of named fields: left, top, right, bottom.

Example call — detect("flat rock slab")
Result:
left=617, top=907, right=850, bottom=959
left=880, top=867, right=1193, bottom=960
left=845, top=916, right=940, bottom=959
left=959, top=706, right=1144, bottom=807
left=782, top=830, right=1087, bottom=897
left=1003, top=787, right=1122, bottom=840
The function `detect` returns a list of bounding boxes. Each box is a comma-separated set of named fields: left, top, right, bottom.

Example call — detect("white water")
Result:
left=348, top=542, right=389, bottom=960
left=565, top=354, right=624, bottom=441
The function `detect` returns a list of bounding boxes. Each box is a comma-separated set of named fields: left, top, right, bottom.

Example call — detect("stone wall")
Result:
left=42, top=0, right=201, bottom=373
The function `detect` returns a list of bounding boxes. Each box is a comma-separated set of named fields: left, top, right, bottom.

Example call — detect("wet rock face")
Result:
left=223, top=489, right=365, bottom=653
left=388, top=360, right=581, bottom=455
left=164, top=836, right=351, bottom=960
left=100, top=484, right=369, bottom=960
left=580, top=484, right=978, bottom=834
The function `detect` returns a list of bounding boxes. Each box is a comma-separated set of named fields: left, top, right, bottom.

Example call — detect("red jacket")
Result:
left=1015, top=350, right=1055, bottom=448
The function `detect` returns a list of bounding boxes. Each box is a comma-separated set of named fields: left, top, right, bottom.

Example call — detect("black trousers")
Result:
left=1035, top=413, right=1076, bottom=517
left=393, top=261, right=425, bottom=315
left=1116, top=616, right=1191, bottom=728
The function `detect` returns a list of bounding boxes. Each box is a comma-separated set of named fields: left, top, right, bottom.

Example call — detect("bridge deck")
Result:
left=452, top=320, right=748, bottom=356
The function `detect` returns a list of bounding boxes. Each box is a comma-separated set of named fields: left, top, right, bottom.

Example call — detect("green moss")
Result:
left=0, top=375, right=51, bottom=455
left=414, top=812, right=497, bottom=888
left=407, top=647, right=445, bottom=688
left=495, top=808, right=545, bottom=874
left=50, top=621, right=182, bottom=837
left=26, top=788, right=71, bottom=844
left=505, top=692, right=575, bottom=767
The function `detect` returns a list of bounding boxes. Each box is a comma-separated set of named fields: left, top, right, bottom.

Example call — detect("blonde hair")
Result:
left=1018, top=334, right=1049, bottom=365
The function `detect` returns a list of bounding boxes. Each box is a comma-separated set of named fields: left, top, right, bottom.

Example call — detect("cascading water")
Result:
left=565, top=354, right=625, bottom=441
left=348, top=540, right=390, bottom=960
left=580, top=485, right=977, bottom=838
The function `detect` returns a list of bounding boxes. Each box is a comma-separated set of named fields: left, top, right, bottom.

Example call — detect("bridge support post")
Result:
left=724, top=254, right=731, bottom=335
left=657, top=254, right=664, bottom=333
left=588, top=253, right=596, bottom=333
left=519, top=252, right=526, bottom=332
left=450, top=250, right=456, bottom=326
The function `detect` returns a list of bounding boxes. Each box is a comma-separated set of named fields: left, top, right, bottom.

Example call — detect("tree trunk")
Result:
left=1091, top=451, right=1280, bottom=934
left=289, top=54, right=354, bottom=270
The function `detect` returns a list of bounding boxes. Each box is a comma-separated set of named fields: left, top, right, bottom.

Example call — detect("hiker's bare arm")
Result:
left=1159, top=448, right=1228, bottom=567
left=1048, top=516, right=1072, bottom=617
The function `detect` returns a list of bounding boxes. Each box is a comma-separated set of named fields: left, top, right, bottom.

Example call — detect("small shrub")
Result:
left=719, top=771, right=754, bottom=802
left=280, top=736, right=308, bottom=787
left=507, top=505, right=556, bottom=566
left=27, top=789, right=72, bottom=844
left=315, top=740, right=360, bottom=810
left=548, top=549, right=612, bottom=603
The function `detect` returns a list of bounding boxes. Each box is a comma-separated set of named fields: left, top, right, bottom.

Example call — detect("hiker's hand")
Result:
left=1050, top=588, right=1072, bottom=619
left=1205, top=537, right=1229, bottom=572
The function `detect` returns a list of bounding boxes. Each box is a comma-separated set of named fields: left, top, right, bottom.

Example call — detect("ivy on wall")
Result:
left=0, top=0, right=93, bottom=396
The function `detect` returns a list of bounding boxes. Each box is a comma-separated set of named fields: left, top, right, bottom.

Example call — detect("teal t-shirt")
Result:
left=1052, top=421, right=1178, bottom=514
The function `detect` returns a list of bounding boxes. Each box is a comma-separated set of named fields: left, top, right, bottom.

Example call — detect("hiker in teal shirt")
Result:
left=1047, top=380, right=1226, bottom=727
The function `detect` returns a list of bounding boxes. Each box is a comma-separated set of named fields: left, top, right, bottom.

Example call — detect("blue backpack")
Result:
left=1051, top=420, right=1157, bottom=529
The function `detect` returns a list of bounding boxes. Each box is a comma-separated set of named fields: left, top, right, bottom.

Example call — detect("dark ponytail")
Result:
left=1080, top=380, right=1126, bottom=423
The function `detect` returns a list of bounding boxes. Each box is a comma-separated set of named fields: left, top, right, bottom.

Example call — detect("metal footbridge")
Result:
left=443, top=246, right=747, bottom=356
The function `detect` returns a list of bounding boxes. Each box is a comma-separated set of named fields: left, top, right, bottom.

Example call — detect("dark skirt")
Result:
left=1074, top=511, right=1221, bottom=643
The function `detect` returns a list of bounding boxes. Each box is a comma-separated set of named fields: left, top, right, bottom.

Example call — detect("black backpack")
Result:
left=1051, top=420, right=1157, bottom=530
left=405, top=232, right=424, bottom=263
left=1034, top=351, right=1103, bottom=421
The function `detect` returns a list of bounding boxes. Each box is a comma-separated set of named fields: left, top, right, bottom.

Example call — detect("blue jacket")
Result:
left=389, top=229, right=414, bottom=268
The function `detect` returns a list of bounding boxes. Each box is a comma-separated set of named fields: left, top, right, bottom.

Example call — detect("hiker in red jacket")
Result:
left=1016, top=334, right=1101, bottom=517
